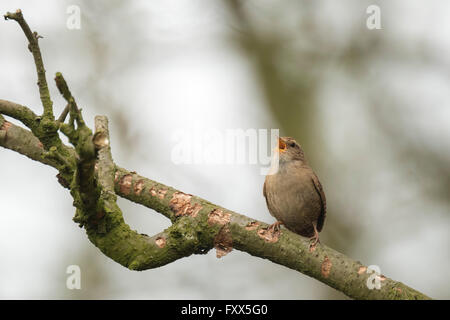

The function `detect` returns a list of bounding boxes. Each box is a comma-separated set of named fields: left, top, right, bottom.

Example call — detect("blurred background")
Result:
left=0, top=0, right=449, bottom=299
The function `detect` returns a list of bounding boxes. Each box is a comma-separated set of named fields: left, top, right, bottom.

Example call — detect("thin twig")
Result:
left=57, top=103, right=70, bottom=123
left=4, top=9, right=54, bottom=119
left=54, top=72, right=85, bottom=127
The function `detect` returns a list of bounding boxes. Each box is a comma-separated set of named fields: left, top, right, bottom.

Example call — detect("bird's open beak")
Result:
left=278, top=137, right=287, bottom=153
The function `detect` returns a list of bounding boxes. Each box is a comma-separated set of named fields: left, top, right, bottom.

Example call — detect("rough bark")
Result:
left=0, top=9, right=431, bottom=300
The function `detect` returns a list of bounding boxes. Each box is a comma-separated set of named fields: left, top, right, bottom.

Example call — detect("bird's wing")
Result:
left=311, top=172, right=326, bottom=232
left=263, top=178, right=276, bottom=218
left=263, top=179, right=267, bottom=198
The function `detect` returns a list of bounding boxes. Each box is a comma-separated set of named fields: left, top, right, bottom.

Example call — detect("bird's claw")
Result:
left=309, top=235, right=320, bottom=246
left=268, top=221, right=283, bottom=233
left=308, top=223, right=320, bottom=251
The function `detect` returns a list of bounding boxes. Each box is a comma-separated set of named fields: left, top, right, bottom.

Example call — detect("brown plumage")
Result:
left=263, top=137, right=326, bottom=245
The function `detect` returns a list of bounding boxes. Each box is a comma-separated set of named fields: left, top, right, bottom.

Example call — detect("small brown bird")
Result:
left=263, top=137, right=326, bottom=246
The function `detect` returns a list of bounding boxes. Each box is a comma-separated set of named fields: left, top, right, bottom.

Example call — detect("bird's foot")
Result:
left=267, top=221, right=283, bottom=233
left=308, top=222, right=320, bottom=252
left=309, top=234, right=320, bottom=247
left=258, top=221, right=283, bottom=243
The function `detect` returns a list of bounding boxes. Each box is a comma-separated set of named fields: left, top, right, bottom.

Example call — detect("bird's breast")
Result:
left=264, top=167, right=321, bottom=236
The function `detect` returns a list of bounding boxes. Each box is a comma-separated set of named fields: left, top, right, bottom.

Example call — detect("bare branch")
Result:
left=4, top=9, right=54, bottom=119
left=57, top=103, right=70, bottom=123
left=94, top=116, right=115, bottom=194
left=54, top=72, right=88, bottom=144
left=0, top=99, right=38, bottom=129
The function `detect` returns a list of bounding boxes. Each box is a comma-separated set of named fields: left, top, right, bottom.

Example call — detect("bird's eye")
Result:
left=289, top=142, right=296, bottom=148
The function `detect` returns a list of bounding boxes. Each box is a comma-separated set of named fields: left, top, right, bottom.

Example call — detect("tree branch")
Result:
left=0, top=10, right=432, bottom=300
left=4, top=9, right=54, bottom=119
left=0, top=99, right=38, bottom=129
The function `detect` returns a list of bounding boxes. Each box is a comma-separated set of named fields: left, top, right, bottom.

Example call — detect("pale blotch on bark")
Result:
left=0, top=120, right=12, bottom=132
left=149, top=187, right=167, bottom=199
left=207, top=209, right=231, bottom=226
left=358, top=266, right=367, bottom=274
left=214, top=226, right=232, bottom=258
left=0, top=120, right=11, bottom=140
left=321, top=256, right=332, bottom=278
left=134, top=179, right=145, bottom=195
left=119, top=174, right=133, bottom=195
left=93, top=132, right=109, bottom=149
left=155, top=236, right=166, bottom=248
left=245, top=221, right=259, bottom=231
left=169, top=192, right=202, bottom=217
left=257, top=227, right=280, bottom=243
